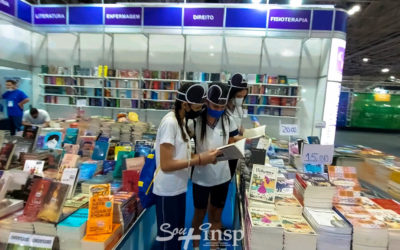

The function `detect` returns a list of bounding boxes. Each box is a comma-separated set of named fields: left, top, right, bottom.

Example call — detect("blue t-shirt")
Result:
left=2, top=89, right=28, bottom=117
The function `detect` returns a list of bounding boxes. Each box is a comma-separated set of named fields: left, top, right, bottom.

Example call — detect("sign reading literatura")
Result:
left=0, top=2, right=348, bottom=33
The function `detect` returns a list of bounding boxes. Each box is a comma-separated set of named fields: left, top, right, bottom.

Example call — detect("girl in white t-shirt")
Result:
left=153, top=82, right=220, bottom=250
left=226, top=73, right=248, bottom=177
left=190, top=82, right=242, bottom=249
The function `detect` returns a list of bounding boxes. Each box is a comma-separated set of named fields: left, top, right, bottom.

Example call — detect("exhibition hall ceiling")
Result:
left=24, top=0, right=398, bottom=81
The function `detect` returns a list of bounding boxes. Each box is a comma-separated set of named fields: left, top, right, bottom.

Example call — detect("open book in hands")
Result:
left=216, top=139, right=246, bottom=161
left=243, top=125, right=266, bottom=139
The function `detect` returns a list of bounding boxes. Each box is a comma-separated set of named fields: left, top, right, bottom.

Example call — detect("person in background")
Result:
left=1, top=80, right=29, bottom=135
left=227, top=73, right=248, bottom=135
left=153, top=82, right=221, bottom=250
left=190, top=82, right=242, bottom=249
left=226, top=73, right=249, bottom=177
left=22, top=107, right=51, bottom=127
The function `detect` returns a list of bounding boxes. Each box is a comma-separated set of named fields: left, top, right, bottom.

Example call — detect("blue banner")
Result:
left=17, top=0, right=31, bottom=23
left=225, top=8, right=267, bottom=28
left=312, top=10, right=333, bottom=31
left=144, top=7, right=182, bottom=26
left=69, top=6, right=103, bottom=25
left=334, top=10, right=348, bottom=32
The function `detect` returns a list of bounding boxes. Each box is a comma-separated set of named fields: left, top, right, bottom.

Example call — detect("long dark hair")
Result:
left=174, top=82, right=196, bottom=143
left=228, top=87, right=248, bottom=112
left=200, top=82, right=230, bottom=143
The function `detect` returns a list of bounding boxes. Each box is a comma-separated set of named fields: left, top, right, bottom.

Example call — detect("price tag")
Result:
left=8, top=232, right=32, bottom=246
left=302, top=144, right=334, bottom=165
left=279, top=124, right=299, bottom=136
left=76, top=99, right=87, bottom=107
left=31, top=235, right=55, bottom=249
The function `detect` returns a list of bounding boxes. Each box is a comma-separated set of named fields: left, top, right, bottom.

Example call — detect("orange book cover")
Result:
left=86, top=195, right=114, bottom=235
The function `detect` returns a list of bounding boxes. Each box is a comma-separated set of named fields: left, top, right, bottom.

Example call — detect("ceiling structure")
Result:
left=24, top=0, right=398, bottom=86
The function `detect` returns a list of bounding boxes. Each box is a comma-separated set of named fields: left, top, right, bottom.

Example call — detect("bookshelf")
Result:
left=39, top=69, right=301, bottom=118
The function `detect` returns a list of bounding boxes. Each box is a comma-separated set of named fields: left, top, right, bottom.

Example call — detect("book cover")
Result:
left=122, top=170, right=140, bottom=193
left=89, top=184, right=111, bottom=197
left=114, top=146, right=131, bottom=161
left=249, top=166, right=278, bottom=203
left=42, top=132, right=63, bottom=150
left=281, top=215, right=316, bottom=234
left=92, top=141, right=109, bottom=161
left=23, top=125, right=40, bottom=141
left=0, top=143, right=15, bottom=170
left=63, top=128, right=79, bottom=145
left=125, top=157, right=145, bottom=171
left=371, top=199, right=400, bottom=215
left=359, top=197, right=383, bottom=210
left=275, top=196, right=302, bottom=209
left=296, top=173, right=334, bottom=188
left=249, top=207, right=282, bottom=228
left=367, top=209, right=400, bottom=229
left=103, top=160, right=116, bottom=175
left=304, top=207, right=351, bottom=232
left=60, top=168, right=79, bottom=198
left=64, top=193, right=89, bottom=208
left=57, top=154, right=80, bottom=180
left=63, top=143, right=80, bottom=155
left=113, top=151, right=135, bottom=179
left=37, top=182, right=69, bottom=223
left=335, top=205, right=387, bottom=229
left=0, top=176, right=11, bottom=201
left=23, top=160, right=45, bottom=175
left=58, top=208, right=88, bottom=228
left=86, top=195, right=114, bottom=235
left=328, top=166, right=361, bottom=205
left=78, top=162, right=98, bottom=181
left=217, top=139, right=246, bottom=161
left=21, top=179, right=52, bottom=221
left=243, top=125, right=266, bottom=139
left=78, top=136, right=96, bottom=158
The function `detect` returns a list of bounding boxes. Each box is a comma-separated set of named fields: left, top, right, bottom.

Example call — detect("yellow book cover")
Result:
left=86, top=195, right=114, bottom=235
left=89, top=184, right=111, bottom=198
left=390, top=170, right=400, bottom=184
left=56, top=77, right=64, bottom=86
left=104, top=65, right=108, bottom=77
left=114, top=146, right=131, bottom=161
left=98, top=65, right=103, bottom=78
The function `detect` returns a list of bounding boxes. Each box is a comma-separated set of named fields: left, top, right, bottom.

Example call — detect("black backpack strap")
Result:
left=190, top=120, right=197, bottom=179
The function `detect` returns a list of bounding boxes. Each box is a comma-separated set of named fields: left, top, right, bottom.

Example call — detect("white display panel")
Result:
left=327, top=38, right=346, bottom=82
left=185, top=35, right=223, bottom=73
left=224, top=36, right=262, bottom=74
left=321, top=81, right=341, bottom=145
left=113, top=34, right=147, bottom=70
left=149, top=34, right=184, bottom=71
left=299, top=38, right=330, bottom=78
left=47, top=33, right=79, bottom=67
left=261, top=38, right=302, bottom=77
left=0, top=21, right=32, bottom=65
left=31, top=33, right=47, bottom=67
left=80, top=33, right=106, bottom=67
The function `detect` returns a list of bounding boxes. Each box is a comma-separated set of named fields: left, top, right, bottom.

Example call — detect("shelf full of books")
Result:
left=39, top=65, right=301, bottom=118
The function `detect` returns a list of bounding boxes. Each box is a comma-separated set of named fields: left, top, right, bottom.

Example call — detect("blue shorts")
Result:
left=155, top=192, right=186, bottom=250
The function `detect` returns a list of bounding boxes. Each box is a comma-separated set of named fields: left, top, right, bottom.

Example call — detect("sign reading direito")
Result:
left=0, top=0, right=15, bottom=16
left=268, top=9, right=311, bottom=30
left=184, top=8, right=224, bottom=27
left=34, top=7, right=66, bottom=25
left=105, top=7, right=141, bottom=25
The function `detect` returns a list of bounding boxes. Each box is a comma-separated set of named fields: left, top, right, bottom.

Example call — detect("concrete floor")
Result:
left=335, top=129, right=400, bottom=157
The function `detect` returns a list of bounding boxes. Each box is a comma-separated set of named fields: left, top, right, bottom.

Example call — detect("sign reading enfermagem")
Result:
left=105, top=7, right=141, bottom=25
left=268, top=9, right=311, bottom=30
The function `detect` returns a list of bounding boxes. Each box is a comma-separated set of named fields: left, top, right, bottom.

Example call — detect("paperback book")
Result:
left=249, top=165, right=278, bottom=203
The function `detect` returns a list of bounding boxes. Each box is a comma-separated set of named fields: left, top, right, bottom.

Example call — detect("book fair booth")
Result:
left=1, top=1, right=400, bottom=250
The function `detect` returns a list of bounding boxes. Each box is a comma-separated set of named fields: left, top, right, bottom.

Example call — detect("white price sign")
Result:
left=280, top=124, right=299, bottom=136
left=302, top=144, right=334, bottom=165
left=76, top=99, right=87, bottom=107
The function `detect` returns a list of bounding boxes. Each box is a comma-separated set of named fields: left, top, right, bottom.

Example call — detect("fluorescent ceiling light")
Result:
left=348, top=4, right=361, bottom=15
left=389, top=76, right=395, bottom=80
left=362, top=58, right=369, bottom=62
left=290, top=0, right=302, bottom=6
left=210, top=53, right=215, bottom=57
left=381, top=68, right=390, bottom=73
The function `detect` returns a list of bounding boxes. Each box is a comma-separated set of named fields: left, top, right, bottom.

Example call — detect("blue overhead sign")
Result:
left=225, top=8, right=267, bottom=28
left=69, top=6, right=103, bottom=25
left=143, top=7, right=182, bottom=26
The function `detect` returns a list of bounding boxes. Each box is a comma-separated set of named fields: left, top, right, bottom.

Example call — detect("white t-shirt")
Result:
left=190, top=115, right=238, bottom=187
left=228, top=105, right=244, bottom=130
left=22, top=109, right=50, bottom=125
left=153, top=112, right=191, bottom=197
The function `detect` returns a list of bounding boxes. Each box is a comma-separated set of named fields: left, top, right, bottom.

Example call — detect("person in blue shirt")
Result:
left=2, top=80, right=29, bottom=134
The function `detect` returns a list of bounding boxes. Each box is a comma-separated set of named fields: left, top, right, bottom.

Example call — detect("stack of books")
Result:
left=274, top=196, right=303, bottom=217
left=293, top=173, right=336, bottom=209
left=328, top=165, right=362, bottom=205
left=248, top=206, right=284, bottom=250
left=371, top=198, right=400, bottom=214
left=303, top=207, right=352, bottom=250
left=366, top=208, right=400, bottom=250
left=280, top=215, right=317, bottom=250
left=57, top=208, right=89, bottom=250
left=335, top=205, right=388, bottom=250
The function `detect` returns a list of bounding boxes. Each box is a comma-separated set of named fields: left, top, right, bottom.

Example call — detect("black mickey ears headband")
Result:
left=176, top=84, right=207, bottom=104
left=229, top=73, right=248, bottom=89
left=207, top=83, right=230, bottom=106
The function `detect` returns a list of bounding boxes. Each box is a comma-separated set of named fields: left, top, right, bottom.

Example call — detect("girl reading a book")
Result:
left=226, top=73, right=248, bottom=178
left=153, top=82, right=221, bottom=250
left=190, top=82, right=242, bottom=249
